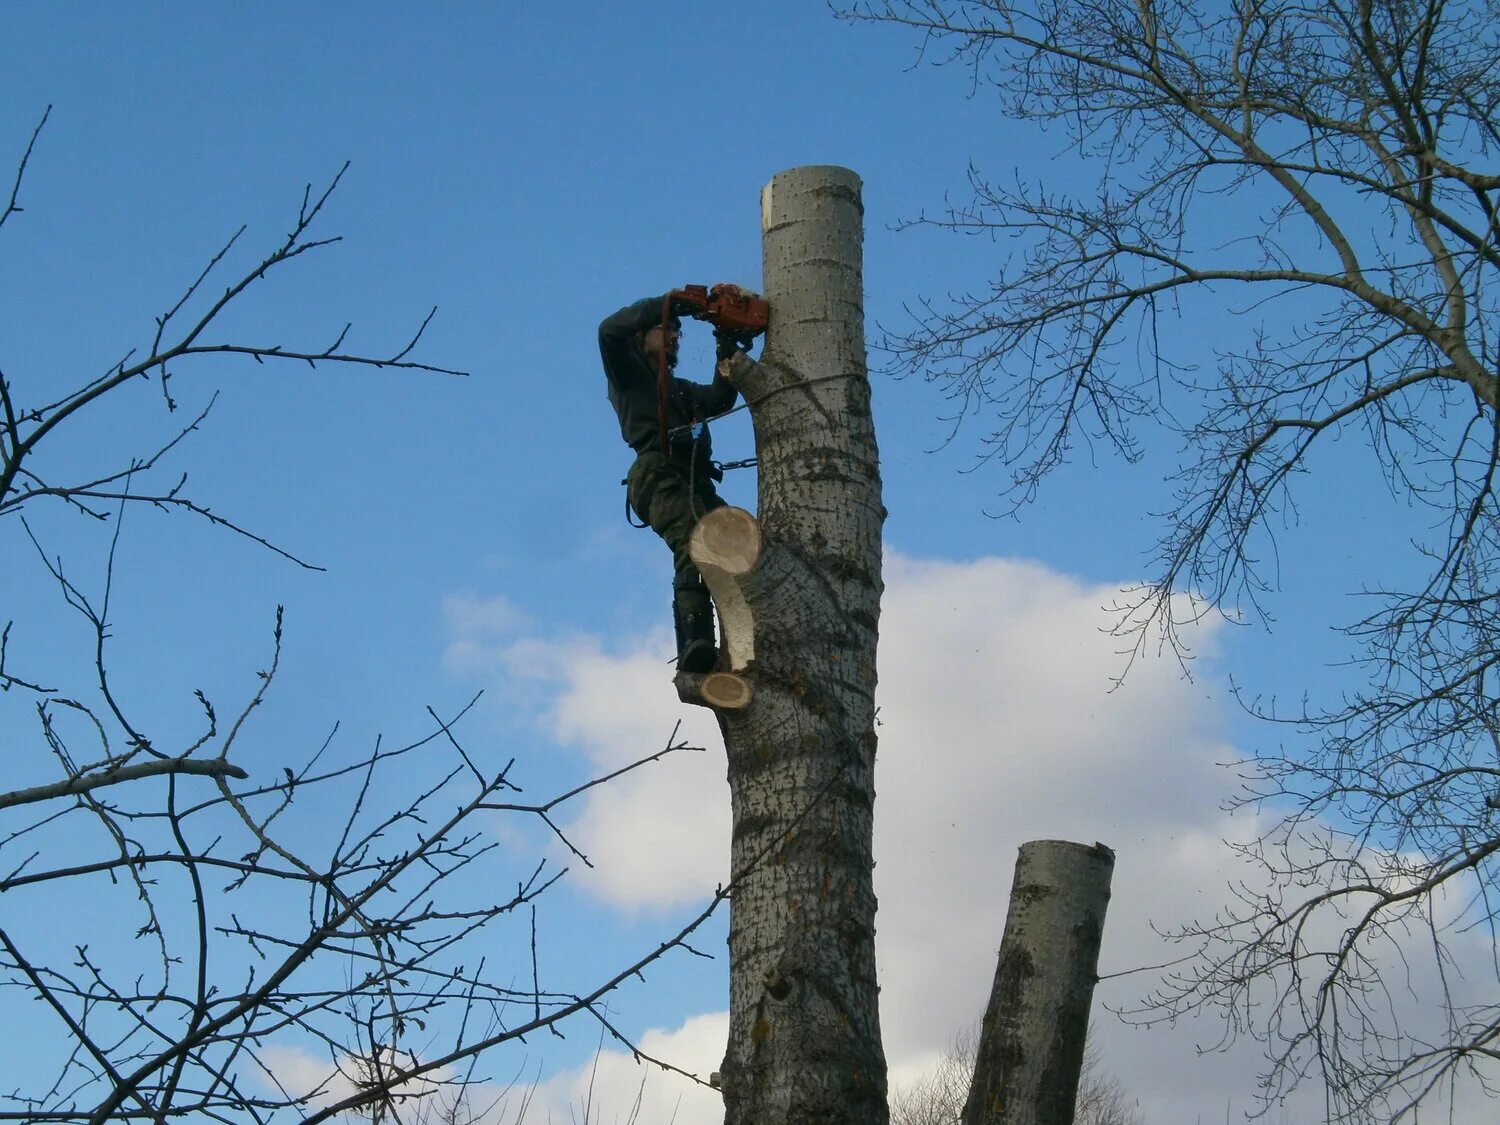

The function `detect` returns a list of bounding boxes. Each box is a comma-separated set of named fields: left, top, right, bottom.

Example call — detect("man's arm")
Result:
left=598, top=295, right=667, bottom=387
left=689, top=367, right=740, bottom=419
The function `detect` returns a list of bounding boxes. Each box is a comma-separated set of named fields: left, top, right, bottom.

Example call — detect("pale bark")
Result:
left=962, top=840, right=1115, bottom=1125
left=713, top=165, right=887, bottom=1124
left=0, top=757, right=249, bottom=809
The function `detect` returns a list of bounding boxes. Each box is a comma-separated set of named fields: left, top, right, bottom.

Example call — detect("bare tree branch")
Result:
left=0, top=757, right=250, bottom=810
left=0, top=110, right=718, bottom=1125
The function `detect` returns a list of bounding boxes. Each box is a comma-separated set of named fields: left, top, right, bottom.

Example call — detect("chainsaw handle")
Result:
left=668, top=284, right=769, bottom=335
left=668, top=286, right=711, bottom=320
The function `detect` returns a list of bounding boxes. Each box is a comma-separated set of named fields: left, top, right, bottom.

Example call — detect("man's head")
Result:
left=641, top=316, right=681, bottom=369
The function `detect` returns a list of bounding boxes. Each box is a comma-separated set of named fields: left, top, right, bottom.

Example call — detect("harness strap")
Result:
left=624, top=482, right=649, bottom=529
left=656, top=292, right=672, bottom=456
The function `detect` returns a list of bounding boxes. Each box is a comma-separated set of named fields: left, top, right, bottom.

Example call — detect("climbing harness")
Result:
left=623, top=445, right=757, bottom=530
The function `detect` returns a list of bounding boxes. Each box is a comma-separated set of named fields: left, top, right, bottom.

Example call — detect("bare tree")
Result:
left=1, top=110, right=720, bottom=1123
left=963, top=841, right=1114, bottom=1125
left=683, top=166, right=888, bottom=1123
left=672, top=167, right=1122, bottom=1125
left=838, top=0, right=1500, bottom=1117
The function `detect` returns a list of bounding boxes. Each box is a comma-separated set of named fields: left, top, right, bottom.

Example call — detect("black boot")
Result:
left=673, top=584, right=717, bottom=674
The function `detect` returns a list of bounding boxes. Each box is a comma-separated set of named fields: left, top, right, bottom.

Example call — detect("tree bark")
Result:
left=962, top=840, right=1115, bottom=1125
left=712, top=165, right=887, bottom=1124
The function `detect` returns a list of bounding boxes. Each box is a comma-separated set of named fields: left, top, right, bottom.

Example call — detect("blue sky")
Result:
left=2, top=3, right=1476, bottom=1122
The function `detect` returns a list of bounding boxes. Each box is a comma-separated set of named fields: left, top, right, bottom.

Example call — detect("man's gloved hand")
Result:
left=715, top=328, right=755, bottom=360
left=670, top=288, right=710, bottom=320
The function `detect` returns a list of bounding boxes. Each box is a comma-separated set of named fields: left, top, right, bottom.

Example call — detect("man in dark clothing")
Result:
left=600, top=294, right=741, bottom=674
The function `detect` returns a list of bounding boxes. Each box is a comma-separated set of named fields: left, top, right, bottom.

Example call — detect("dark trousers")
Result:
left=626, top=450, right=725, bottom=592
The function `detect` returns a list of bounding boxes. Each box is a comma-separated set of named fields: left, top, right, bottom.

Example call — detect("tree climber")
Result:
left=600, top=293, right=743, bottom=674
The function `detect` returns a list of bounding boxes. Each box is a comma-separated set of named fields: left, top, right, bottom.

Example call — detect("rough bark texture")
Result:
left=962, top=841, right=1115, bottom=1125
left=714, top=166, right=887, bottom=1124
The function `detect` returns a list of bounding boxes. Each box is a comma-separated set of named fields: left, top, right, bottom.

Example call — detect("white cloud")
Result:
left=254, top=1042, right=352, bottom=1109
left=258, top=1014, right=733, bottom=1125
left=445, top=591, right=534, bottom=638
left=867, top=554, right=1280, bottom=1117
left=444, top=616, right=728, bottom=911
left=253, top=1043, right=455, bottom=1118
left=444, top=551, right=1496, bottom=1122
left=540, top=634, right=729, bottom=912
left=524, top=1011, right=728, bottom=1125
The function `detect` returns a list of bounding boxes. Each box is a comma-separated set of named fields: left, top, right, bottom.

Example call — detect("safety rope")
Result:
left=638, top=350, right=859, bottom=528
left=664, top=398, right=750, bottom=440
left=625, top=488, right=649, bottom=528
left=663, top=370, right=861, bottom=441
left=656, top=293, right=673, bottom=456
left=688, top=425, right=706, bottom=520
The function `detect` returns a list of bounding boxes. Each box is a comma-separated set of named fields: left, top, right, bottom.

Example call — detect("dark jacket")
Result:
left=599, top=295, right=739, bottom=463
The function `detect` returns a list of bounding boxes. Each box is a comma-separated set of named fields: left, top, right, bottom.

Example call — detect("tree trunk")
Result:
left=706, top=165, right=887, bottom=1125
left=962, top=841, right=1115, bottom=1125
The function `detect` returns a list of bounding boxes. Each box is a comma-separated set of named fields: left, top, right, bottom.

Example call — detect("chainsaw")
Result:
left=667, top=283, right=770, bottom=345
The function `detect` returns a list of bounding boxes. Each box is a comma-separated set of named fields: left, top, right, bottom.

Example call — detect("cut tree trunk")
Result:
left=962, top=840, right=1115, bottom=1125
left=708, top=165, right=888, bottom=1125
